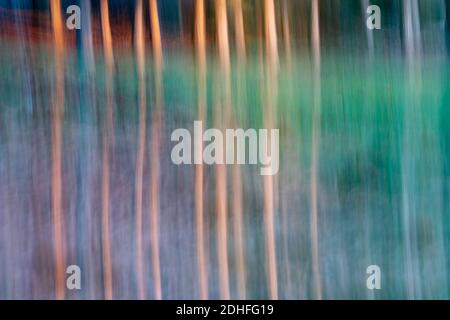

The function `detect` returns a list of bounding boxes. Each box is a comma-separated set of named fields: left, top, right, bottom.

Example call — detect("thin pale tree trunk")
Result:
left=195, top=0, right=208, bottom=300
left=280, top=0, right=294, bottom=298
left=134, top=0, right=147, bottom=300
left=215, top=0, right=230, bottom=300
left=232, top=0, right=247, bottom=300
left=402, top=0, right=422, bottom=299
left=100, top=0, right=114, bottom=300
left=149, top=0, right=163, bottom=300
left=282, top=0, right=292, bottom=68
left=50, top=0, right=66, bottom=300
left=310, top=0, right=322, bottom=300
left=263, top=0, right=278, bottom=300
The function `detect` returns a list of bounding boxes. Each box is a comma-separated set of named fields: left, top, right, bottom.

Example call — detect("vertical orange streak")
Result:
left=263, top=0, right=278, bottom=300
left=282, top=0, right=292, bottom=67
left=196, top=0, right=207, bottom=71
left=233, top=0, right=247, bottom=300
left=265, top=0, right=278, bottom=67
left=234, top=0, right=246, bottom=61
left=310, top=0, right=322, bottom=300
left=217, top=0, right=230, bottom=71
left=150, top=0, right=162, bottom=67
left=100, top=0, right=114, bottom=300
left=215, top=0, right=230, bottom=300
left=195, top=0, right=208, bottom=300
left=217, top=0, right=232, bottom=119
left=50, top=0, right=65, bottom=300
left=101, top=0, right=114, bottom=67
left=312, top=0, right=321, bottom=65
left=134, top=0, right=146, bottom=300
left=149, top=0, right=163, bottom=300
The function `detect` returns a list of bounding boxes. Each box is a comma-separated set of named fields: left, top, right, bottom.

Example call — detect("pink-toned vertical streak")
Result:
left=215, top=0, right=230, bottom=300
left=100, top=0, right=114, bottom=300
left=134, top=0, right=147, bottom=300
left=149, top=0, right=163, bottom=300
left=310, top=0, right=323, bottom=300
left=263, top=0, right=279, bottom=300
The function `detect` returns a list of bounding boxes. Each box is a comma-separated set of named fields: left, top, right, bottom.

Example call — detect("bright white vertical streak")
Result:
left=310, top=0, right=322, bottom=300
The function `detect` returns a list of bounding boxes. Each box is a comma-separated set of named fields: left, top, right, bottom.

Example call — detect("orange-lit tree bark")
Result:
left=280, top=0, right=294, bottom=297
left=149, top=0, right=163, bottom=300
left=50, top=0, right=66, bottom=300
left=134, top=0, right=147, bottom=300
left=215, top=0, right=230, bottom=300
left=282, top=0, right=292, bottom=67
left=263, top=0, right=278, bottom=300
left=100, top=0, right=114, bottom=300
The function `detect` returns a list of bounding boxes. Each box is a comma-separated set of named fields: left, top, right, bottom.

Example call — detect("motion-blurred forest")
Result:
left=0, top=0, right=450, bottom=300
